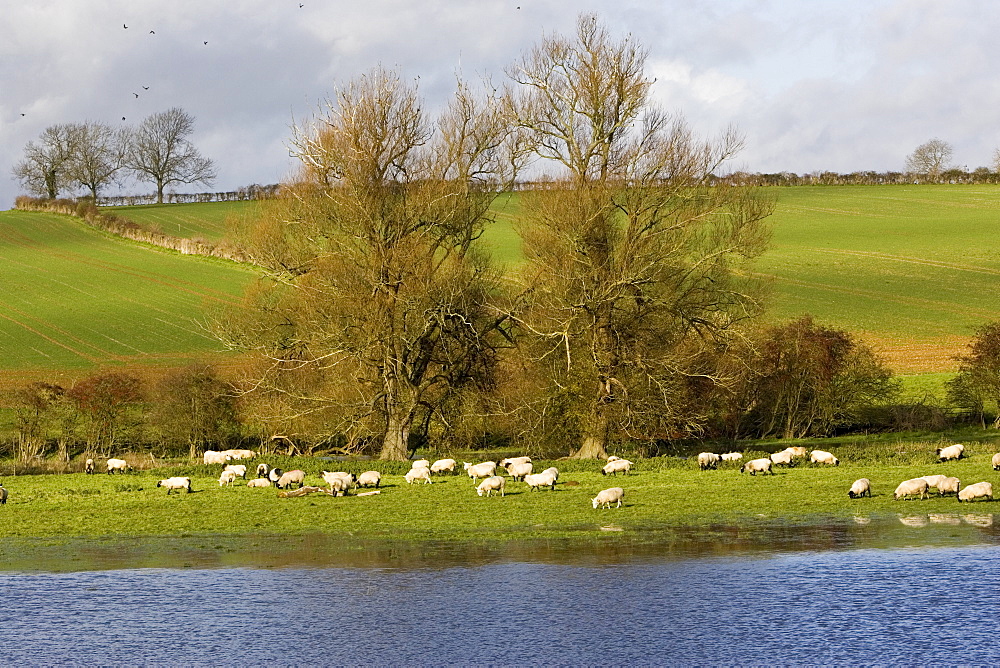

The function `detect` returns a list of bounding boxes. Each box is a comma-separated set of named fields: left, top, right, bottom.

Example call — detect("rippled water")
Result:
left=2, top=542, right=999, bottom=665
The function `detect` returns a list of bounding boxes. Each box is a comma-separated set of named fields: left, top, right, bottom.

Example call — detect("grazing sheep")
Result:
left=219, top=470, right=238, bottom=487
left=500, top=456, right=532, bottom=468
left=542, top=466, right=559, bottom=480
left=275, top=470, right=306, bottom=489
left=783, top=446, right=808, bottom=459
left=894, top=478, right=929, bottom=501
left=476, top=475, right=506, bottom=497
left=203, top=450, right=230, bottom=465
left=937, top=477, right=961, bottom=497
left=322, top=471, right=356, bottom=487
left=606, top=456, right=622, bottom=462
left=697, top=452, right=721, bottom=470
left=921, top=474, right=949, bottom=491
left=464, top=461, right=497, bottom=483
left=740, top=458, right=774, bottom=476
left=504, top=460, right=533, bottom=481
left=992, top=453, right=1000, bottom=471
left=524, top=469, right=558, bottom=491
left=268, top=468, right=284, bottom=486
left=602, top=459, right=632, bottom=476
left=0, top=483, right=7, bottom=505
left=405, top=467, right=432, bottom=484
left=326, top=476, right=352, bottom=497
left=810, top=450, right=839, bottom=466
left=247, top=478, right=271, bottom=488
left=106, top=458, right=129, bottom=474
left=85, top=458, right=95, bottom=474
left=222, top=449, right=256, bottom=460
left=430, top=458, right=456, bottom=474
left=592, top=487, right=625, bottom=509
left=769, top=451, right=795, bottom=468
left=223, top=464, right=247, bottom=479
left=357, top=471, right=382, bottom=488
left=256, top=463, right=269, bottom=478
left=936, top=444, right=965, bottom=462
left=411, top=459, right=430, bottom=470
left=721, top=452, right=743, bottom=463
left=156, top=477, right=192, bottom=494
left=958, top=481, right=993, bottom=503
left=848, top=478, right=871, bottom=499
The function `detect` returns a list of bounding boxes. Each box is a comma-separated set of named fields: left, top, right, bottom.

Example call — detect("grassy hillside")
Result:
left=109, top=201, right=259, bottom=242
left=0, top=209, right=254, bottom=384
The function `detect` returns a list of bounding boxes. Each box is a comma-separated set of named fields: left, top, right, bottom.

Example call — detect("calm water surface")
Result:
left=1, top=539, right=999, bottom=665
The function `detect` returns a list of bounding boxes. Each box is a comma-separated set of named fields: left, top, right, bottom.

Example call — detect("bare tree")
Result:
left=125, top=108, right=216, bottom=203
left=216, top=68, right=521, bottom=460
left=12, top=124, right=79, bottom=198
left=68, top=121, right=127, bottom=199
left=507, top=14, right=773, bottom=458
left=905, top=138, right=953, bottom=181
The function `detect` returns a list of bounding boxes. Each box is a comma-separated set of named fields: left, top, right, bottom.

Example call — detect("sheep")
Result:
left=275, top=470, right=306, bottom=489
left=740, top=458, right=774, bottom=475
left=721, top=452, right=743, bottom=463
left=783, top=446, right=808, bottom=459
left=268, top=467, right=284, bottom=486
left=247, top=478, right=271, bottom=488
left=326, top=476, right=352, bottom=497
left=992, top=453, right=1000, bottom=471
left=84, top=458, right=95, bottom=474
left=156, top=477, right=192, bottom=494
left=504, top=460, right=533, bottom=481
left=405, top=467, right=432, bottom=484
left=592, top=487, right=625, bottom=509
left=499, top=456, right=532, bottom=468
left=936, top=444, right=965, bottom=462
left=464, top=461, right=497, bottom=483
left=542, top=466, right=559, bottom=480
left=223, top=464, right=247, bottom=479
left=957, top=481, right=993, bottom=503
left=476, top=475, right=506, bottom=497
left=411, top=459, right=430, bottom=470
left=810, top=450, right=839, bottom=466
left=0, top=483, right=7, bottom=505
left=894, top=478, right=929, bottom=501
left=769, top=451, right=795, bottom=468
left=255, top=463, right=269, bottom=478
left=430, top=458, right=456, bottom=474
left=921, top=474, right=949, bottom=491
left=602, top=459, right=632, bottom=476
left=219, top=470, right=238, bottom=487
left=524, top=469, right=558, bottom=491
left=606, top=456, right=622, bottom=462
left=937, top=477, right=961, bottom=497
left=321, top=471, right=356, bottom=490
left=357, top=471, right=382, bottom=488
left=203, top=450, right=230, bottom=465
left=697, top=452, right=721, bottom=470
left=848, top=478, right=871, bottom=499
left=106, top=458, right=129, bottom=474
left=222, top=449, right=256, bottom=460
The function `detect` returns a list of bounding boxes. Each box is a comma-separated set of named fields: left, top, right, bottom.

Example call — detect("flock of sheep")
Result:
left=697, top=443, right=998, bottom=503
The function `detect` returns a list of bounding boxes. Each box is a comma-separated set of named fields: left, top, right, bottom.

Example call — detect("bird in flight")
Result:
left=124, top=23, right=128, bottom=29
left=150, top=30, right=156, bottom=34
left=142, top=86, right=149, bottom=90
left=133, top=92, right=139, bottom=98
left=203, top=40, right=208, bottom=45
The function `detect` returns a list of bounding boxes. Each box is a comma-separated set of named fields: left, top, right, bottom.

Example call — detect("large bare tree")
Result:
left=905, top=138, right=953, bottom=181
left=507, top=15, right=773, bottom=458
left=217, top=69, right=520, bottom=460
left=68, top=121, right=127, bottom=199
left=125, top=108, right=216, bottom=203
left=12, top=124, right=79, bottom=198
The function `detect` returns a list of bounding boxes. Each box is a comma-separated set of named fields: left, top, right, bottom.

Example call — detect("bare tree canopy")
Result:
left=125, top=107, right=216, bottom=203
left=67, top=121, right=127, bottom=199
left=508, top=14, right=773, bottom=458
left=12, top=124, right=79, bottom=198
left=905, top=138, right=953, bottom=180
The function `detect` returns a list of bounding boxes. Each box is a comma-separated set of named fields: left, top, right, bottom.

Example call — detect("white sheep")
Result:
left=430, top=458, right=456, bottom=474
left=247, top=478, right=271, bottom=488
left=405, top=467, right=432, bottom=484
left=326, top=476, right=352, bottom=497
left=275, top=470, right=306, bottom=489
left=542, top=466, right=559, bottom=480
left=936, top=443, right=965, bottom=462
left=464, top=461, right=497, bottom=483
left=222, top=449, right=257, bottom=460
left=156, top=477, right=192, bottom=494
left=697, top=452, right=721, bottom=470
left=992, top=453, right=1000, bottom=471
left=0, top=483, right=6, bottom=505
left=894, top=478, right=929, bottom=500
left=770, top=451, right=795, bottom=467
left=783, top=446, right=808, bottom=459
left=411, top=459, right=430, bottom=470
left=810, top=450, right=839, bottom=466
left=937, top=477, right=961, bottom=497
left=223, top=464, right=247, bottom=479
left=721, top=452, right=743, bottom=463
left=524, top=469, right=558, bottom=491
left=268, top=468, right=284, bottom=486
left=321, top=471, right=356, bottom=490
left=958, top=481, right=993, bottom=503
left=848, top=478, right=871, bottom=499
left=84, top=458, right=95, bottom=474
left=203, top=450, right=230, bottom=465
left=106, top=458, right=129, bottom=474
left=500, top=456, right=532, bottom=468
left=606, top=456, right=622, bottom=462
left=592, top=487, right=625, bottom=509
left=740, top=458, right=774, bottom=475
left=357, top=471, right=382, bottom=488
left=921, top=474, right=949, bottom=491
left=477, top=475, right=506, bottom=497
left=219, top=470, right=238, bottom=487
left=256, top=463, right=269, bottom=478
left=602, top=459, right=632, bottom=476
left=504, top=460, right=533, bottom=481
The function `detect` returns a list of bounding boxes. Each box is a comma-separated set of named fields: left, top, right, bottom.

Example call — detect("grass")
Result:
left=109, top=201, right=259, bottom=242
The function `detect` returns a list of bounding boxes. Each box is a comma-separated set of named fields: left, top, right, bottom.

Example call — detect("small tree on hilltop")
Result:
left=905, top=138, right=953, bottom=182
left=125, top=108, right=216, bottom=204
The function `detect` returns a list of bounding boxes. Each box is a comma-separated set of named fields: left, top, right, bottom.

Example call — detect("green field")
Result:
left=110, top=201, right=259, bottom=242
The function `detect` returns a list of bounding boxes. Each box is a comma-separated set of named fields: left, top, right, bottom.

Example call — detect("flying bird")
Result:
left=124, top=23, right=128, bottom=28
left=133, top=92, right=139, bottom=98
left=142, top=86, right=149, bottom=90
left=203, top=40, right=208, bottom=45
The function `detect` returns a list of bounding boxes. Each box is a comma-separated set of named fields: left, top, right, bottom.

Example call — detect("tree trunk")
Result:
left=573, top=400, right=609, bottom=459
left=379, top=410, right=411, bottom=461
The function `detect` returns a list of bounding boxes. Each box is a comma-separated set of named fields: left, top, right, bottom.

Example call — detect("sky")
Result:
left=2, top=0, right=1000, bottom=209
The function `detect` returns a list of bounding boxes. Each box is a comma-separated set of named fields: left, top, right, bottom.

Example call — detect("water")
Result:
left=1, top=539, right=999, bottom=665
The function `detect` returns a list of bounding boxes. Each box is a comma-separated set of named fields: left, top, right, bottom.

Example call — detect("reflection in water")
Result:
left=0, top=544, right=998, bottom=665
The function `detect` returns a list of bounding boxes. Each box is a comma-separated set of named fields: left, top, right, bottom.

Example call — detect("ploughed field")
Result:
left=0, top=446, right=997, bottom=541
left=2, top=184, right=999, bottom=383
